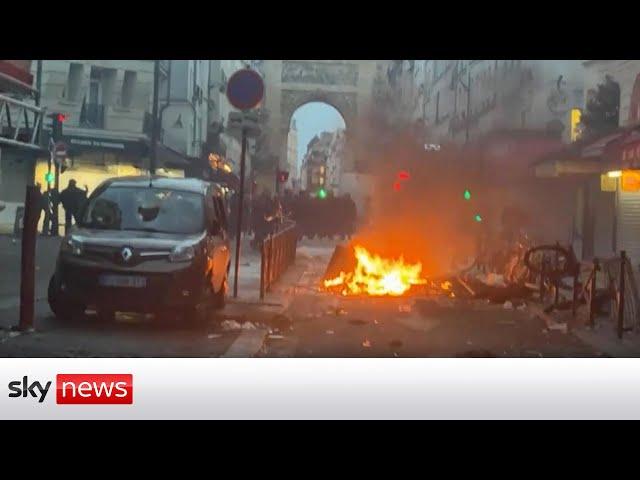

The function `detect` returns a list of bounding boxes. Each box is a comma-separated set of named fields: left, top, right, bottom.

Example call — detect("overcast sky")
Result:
left=291, top=102, right=345, bottom=167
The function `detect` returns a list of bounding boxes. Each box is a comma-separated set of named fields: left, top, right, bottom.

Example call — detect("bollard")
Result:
left=19, top=185, right=40, bottom=331
left=571, top=266, right=579, bottom=331
left=554, top=242, right=560, bottom=306
left=589, top=258, right=599, bottom=328
left=618, top=251, right=626, bottom=339
left=260, top=239, right=266, bottom=300
left=539, top=256, right=547, bottom=303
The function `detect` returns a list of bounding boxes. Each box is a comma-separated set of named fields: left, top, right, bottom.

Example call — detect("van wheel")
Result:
left=48, top=276, right=85, bottom=321
left=184, top=281, right=212, bottom=325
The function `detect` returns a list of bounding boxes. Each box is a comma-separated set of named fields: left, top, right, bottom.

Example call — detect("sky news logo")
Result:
left=8, top=374, right=133, bottom=404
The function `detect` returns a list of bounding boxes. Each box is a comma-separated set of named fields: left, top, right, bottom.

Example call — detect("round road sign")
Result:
left=226, top=68, right=264, bottom=111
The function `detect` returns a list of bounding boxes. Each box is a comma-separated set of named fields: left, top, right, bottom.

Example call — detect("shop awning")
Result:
left=155, top=143, right=192, bottom=169
left=532, top=128, right=630, bottom=178
left=602, top=125, right=640, bottom=170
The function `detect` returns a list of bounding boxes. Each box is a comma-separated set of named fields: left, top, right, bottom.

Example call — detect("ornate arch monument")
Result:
left=258, top=60, right=379, bottom=192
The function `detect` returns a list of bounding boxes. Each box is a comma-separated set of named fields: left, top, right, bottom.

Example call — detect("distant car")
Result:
left=48, top=176, right=231, bottom=322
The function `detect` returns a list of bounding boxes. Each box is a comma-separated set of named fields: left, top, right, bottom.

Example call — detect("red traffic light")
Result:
left=57, top=113, right=68, bottom=122
left=277, top=170, right=289, bottom=183
left=397, top=170, right=410, bottom=181
left=393, top=181, right=402, bottom=192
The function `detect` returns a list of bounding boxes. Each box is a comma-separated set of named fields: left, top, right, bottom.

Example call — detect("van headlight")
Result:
left=169, top=245, right=195, bottom=263
left=61, top=236, right=83, bottom=256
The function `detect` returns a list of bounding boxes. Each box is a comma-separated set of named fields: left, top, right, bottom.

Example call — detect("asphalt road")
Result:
left=0, top=237, right=609, bottom=357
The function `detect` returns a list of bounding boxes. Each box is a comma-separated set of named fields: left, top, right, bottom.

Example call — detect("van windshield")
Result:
left=79, top=186, right=205, bottom=235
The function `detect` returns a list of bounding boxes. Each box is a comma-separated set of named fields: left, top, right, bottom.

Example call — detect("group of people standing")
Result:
left=228, top=189, right=358, bottom=250
left=36, top=179, right=88, bottom=236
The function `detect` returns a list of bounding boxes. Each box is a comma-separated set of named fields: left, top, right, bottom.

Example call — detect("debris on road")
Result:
left=398, top=304, right=412, bottom=313
left=220, top=320, right=243, bottom=331
left=362, top=339, right=372, bottom=348
left=503, top=300, right=514, bottom=310
left=207, top=333, right=222, bottom=339
left=325, top=330, right=335, bottom=335
left=241, top=322, right=257, bottom=330
left=547, top=322, right=568, bottom=333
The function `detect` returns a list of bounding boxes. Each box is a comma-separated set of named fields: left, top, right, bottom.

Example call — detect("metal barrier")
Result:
left=260, top=222, right=298, bottom=300
left=571, top=252, right=640, bottom=339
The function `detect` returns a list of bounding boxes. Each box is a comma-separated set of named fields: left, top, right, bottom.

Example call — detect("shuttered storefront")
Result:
left=617, top=187, right=640, bottom=269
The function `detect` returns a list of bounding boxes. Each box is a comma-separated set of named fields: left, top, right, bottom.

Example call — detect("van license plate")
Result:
left=98, top=275, right=147, bottom=288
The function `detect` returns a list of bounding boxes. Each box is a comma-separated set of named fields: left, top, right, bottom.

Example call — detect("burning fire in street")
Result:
left=323, top=245, right=428, bottom=297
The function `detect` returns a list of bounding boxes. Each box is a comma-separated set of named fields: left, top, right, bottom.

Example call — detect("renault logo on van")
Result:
left=121, top=247, right=133, bottom=262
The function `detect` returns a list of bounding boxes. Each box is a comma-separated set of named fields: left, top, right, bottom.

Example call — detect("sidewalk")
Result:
left=0, top=234, right=61, bottom=311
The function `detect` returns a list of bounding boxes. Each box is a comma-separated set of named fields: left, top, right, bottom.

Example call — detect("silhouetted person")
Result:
left=344, top=193, right=357, bottom=239
left=59, top=179, right=88, bottom=234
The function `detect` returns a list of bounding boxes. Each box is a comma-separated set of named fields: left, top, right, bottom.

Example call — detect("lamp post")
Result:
left=150, top=60, right=160, bottom=175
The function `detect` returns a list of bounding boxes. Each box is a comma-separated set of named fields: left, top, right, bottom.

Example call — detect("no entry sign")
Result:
left=226, top=68, right=264, bottom=111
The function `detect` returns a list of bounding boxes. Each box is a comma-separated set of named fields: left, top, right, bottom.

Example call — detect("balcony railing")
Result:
left=79, top=103, right=105, bottom=129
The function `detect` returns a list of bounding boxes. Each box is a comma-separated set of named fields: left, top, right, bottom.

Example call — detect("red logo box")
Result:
left=56, top=374, right=133, bottom=404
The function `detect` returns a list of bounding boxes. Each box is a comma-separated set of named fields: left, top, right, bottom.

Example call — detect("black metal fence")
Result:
left=260, top=222, right=298, bottom=300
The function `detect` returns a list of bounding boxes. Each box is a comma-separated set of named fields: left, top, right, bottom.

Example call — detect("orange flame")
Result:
left=323, top=245, right=428, bottom=296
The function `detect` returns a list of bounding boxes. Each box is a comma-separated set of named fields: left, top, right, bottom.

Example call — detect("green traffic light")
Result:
left=474, top=214, right=482, bottom=223
left=44, top=172, right=54, bottom=184
left=317, top=188, right=327, bottom=199
left=463, top=189, right=471, bottom=200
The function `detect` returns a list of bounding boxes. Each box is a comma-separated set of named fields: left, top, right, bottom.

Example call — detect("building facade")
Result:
left=416, top=60, right=584, bottom=145
left=285, top=119, right=298, bottom=190
left=160, top=60, right=211, bottom=160
left=326, top=129, right=345, bottom=193
left=576, top=61, right=640, bottom=266
left=300, top=132, right=333, bottom=193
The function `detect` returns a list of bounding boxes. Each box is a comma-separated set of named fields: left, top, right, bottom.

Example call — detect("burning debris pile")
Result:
left=323, top=244, right=428, bottom=296
left=322, top=243, right=456, bottom=298
left=320, top=238, right=583, bottom=312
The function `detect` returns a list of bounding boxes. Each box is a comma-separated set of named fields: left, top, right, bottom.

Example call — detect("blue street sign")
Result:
left=226, top=68, right=265, bottom=111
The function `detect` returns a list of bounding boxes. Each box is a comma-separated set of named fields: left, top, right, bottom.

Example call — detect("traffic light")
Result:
left=463, top=189, right=471, bottom=200
left=48, top=112, right=67, bottom=142
left=317, top=188, right=327, bottom=199
left=44, top=171, right=54, bottom=184
left=277, top=170, right=289, bottom=183
left=393, top=181, right=402, bottom=192
left=474, top=214, right=483, bottom=223
left=397, top=170, right=410, bottom=181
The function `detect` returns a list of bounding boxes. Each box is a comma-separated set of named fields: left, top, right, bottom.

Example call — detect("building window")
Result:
left=89, top=67, right=103, bottom=105
left=66, top=63, right=84, bottom=102
left=121, top=70, right=137, bottom=108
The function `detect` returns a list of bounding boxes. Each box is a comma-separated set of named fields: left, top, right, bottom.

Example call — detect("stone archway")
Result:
left=629, top=73, right=640, bottom=124
left=258, top=60, right=378, bottom=192
left=280, top=89, right=357, bottom=133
